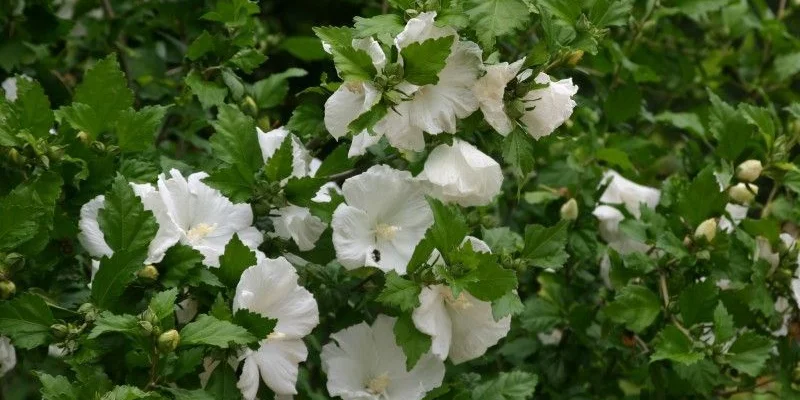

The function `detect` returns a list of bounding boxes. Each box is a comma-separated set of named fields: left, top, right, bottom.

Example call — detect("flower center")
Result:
left=267, top=331, right=287, bottom=340
left=375, top=223, right=401, bottom=241
left=442, top=288, right=473, bottom=310
left=186, top=223, right=216, bottom=243
left=366, top=373, right=391, bottom=394
left=344, top=81, right=364, bottom=94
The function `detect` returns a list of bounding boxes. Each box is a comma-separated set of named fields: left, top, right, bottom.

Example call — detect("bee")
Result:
left=372, top=249, right=381, bottom=263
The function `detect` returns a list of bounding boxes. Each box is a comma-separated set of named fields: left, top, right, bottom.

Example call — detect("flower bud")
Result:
left=138, top=265, right=159, bottom=281
left=157, top=329, right=180, bottom=353
left=7, top=148, right=21, bottom=164
left=0, top=280, right=15, bottom=300
left=242, top=96, right=258, bottom=116
left=694, top=218, right=717, bottom=242
left=736, top=160, right=763, bottom=182
left=729, top=183, right=758, bottom=204
left=51, top=324, right=69, bottom=339
left=138, top=320, right=154, bottom=335
left=566, top=50, right=584, bottom=67
left=560, top=198, right=579, bottom=220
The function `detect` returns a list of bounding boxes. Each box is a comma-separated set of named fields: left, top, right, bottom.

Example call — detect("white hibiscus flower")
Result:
left=234, top=255, right=319, bottom=399
left=258, top=126, right=314, bottom=178
left=271, top=205, right=327, bottom=251
left=331, top=165, right=433, bottom=274
left=412, top=237, right=511, bottom=363
left=418, top=139, right=503, bottom=207
left=78, top=182, right=178, bottom=265
left=473, top=59, right=526, bottom=135
left=154, top=169, right=263, bottom=267
left=321, top=315, right=445, bottom=400
left=0, top=337, right=15, bottom=378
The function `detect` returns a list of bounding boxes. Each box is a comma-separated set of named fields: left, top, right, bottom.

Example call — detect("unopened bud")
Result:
left=694, top=218, right=717, bottom=242
left=51, top=324, right=69, bottom=339
left=76, top=131, right=90, bottom=144
left=90, top=141, right=105, bottom=153
left=729, top=183, right=758, bottom=204
left=0, top=280, right=15, bottom=299
left=8, top=148, right=21, bottom=164
left=157, top=329, right=180, bottom=353
left=566, top=50, right=584, bottom=66
left=736, top=160, right=763, bottom=182
left=242, top=96, right=258, bottom=116
left=560, top=198, right=579, bottom=220
left=138, top=265, right=159, bottom=281
left=138, top=320, right=154, bottom=334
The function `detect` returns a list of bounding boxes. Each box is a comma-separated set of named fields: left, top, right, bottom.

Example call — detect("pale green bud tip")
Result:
left=694, top=218, right=717, bottom=242
left=729, top=183, right=758, bottom=204
left=560, top=198, right=579, bottom=220
left=138, top=265, right=159, bottom=280
left=157, top=329, right=180, bottom=352
left=0, top=280, right=15, bottom=300
left=736, top=160, right=763, bottom=182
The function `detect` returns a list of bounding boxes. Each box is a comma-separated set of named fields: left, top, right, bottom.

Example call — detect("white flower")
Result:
left=332, top=165, right=433, bottom=274
left=78, top=183, right=178, bottom=265
left=0, top=337, right=15, bottom=377
left=520, top=72, right=578, bottom=139
left=271, top=205, right=327, bottom=251
left=321, top=315, right=445, bottom=400
left=736, top=160, right=763, bottom=182
left=258, top=127, right=314, bottom=178
left=597, top=170, right=661, bottom=219
left=473, top=59, right=526, bottom=135
left=234, top=256, right=320, bottom=398
left=772, top=297, right=792, bottom=337
left=756, top=236, right=780, bottom=270
left=537, top=329, right=563, bottom=346
left=309, top=158, right=342, bottom=203
left=2, top=77, right=19, bottom=101
left=418, top=139, right=503, bottom=207
left=719, top=203, right=748, bottom=233
left=412, top=237, right=510, bottom=363
left=154, top=169, right=263, bottom=267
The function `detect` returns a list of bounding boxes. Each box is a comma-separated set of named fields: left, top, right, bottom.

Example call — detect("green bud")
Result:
left=0, top=280, right=15, bottom=300
left=241, top=96, right=258, bottom=116
left=139, top=320, right=154, bottom=335
left=157, top=329, right=180, bottom=353
left=76, top=131, right=90, bottom=144
left=560, top=198, right=579, bottom=221
left=8, top=148, right=21, bottom=164
left=141, top=308, right=159, bottom=326
left=90, top=141, right=105, bottom=153
left=51, top=324, right=69, bottom=339
left=138, top=265, right=159, bottom=281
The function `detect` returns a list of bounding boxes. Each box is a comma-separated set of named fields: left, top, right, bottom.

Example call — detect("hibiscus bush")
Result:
left=2, top=0, right=800, bottom=398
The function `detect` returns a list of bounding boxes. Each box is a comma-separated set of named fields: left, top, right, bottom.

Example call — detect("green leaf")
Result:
left=376, top=271, right=421, bottom=312
left=596, top=148, right=635, bottom=172
left=621, top=252, right=655, bottom=273
left=149, top=288, right=179, bottom=326
left=713, top=302, right=735, bottom=343
left=215, top=234, right=257, bottom=288
left=472, top=371, right=538, bottom=400
left=233, top=309, right=277, bottom=338
left=263, top=134, right=294, bottom=182
left=426, top=197, right=469, bottom=256
left=163, top=388, right=215, bottom=400
left=55, top=102, right=103, bottom=138
left=739, top=103, right=775, bottom=146
left=604, top=84, right=641, bottom=124
left=91, top=251, right=149, bottom=311
left=280, top=36, right=328, bottom=61
left=655, top=111, right=705, bottom=137
left=465, top=0, right=530, bottom=48
left=347, top=102, right=387, bottom=135
left=0, top=293, right=55, bottom=349
left=481, top=227, right=523, bottom=254
left=251, top=68, right=307, bottom=109
left=88, top=312, right=139, bottom=338
left=393, top=314, right=431, bottom=371
left=465, top=251, right=518, bottom=302
left=502, top=129, right=535, bottom=178
left=287, top=102, right=326, bottom=138
left=521, top=221, right=569, bottom=269
left=160, top=244, right=205, bottom=287
left=353, top=14, right=405, bottom=38
left=673, top=359, right=722, bottom=394
left=98, top=175, right=159, bottom=254
left=201, top=0, right=258, bottom=27
left=677, top=166, right=728, bottom=227
left=179, top=314, right=255, bottom=348
left=605, top=285, right=661, bottom=332
left=399, top=36, right=455, bottom=86
left=70, top=55, right=134, bottom=137
left=314, top=144, right=358, bottom=177
left=0, top=177, right=52, bottom=252
left=100, top=385, right=157, bottom=400
left=186, top=70, right=227, bottom=109
left=678, top=281, right=718, bottom=327
left=589, top=0, right=633, bottom=27
left=725, top=332, right=773, bottom=376
left=205, top=363, right=241, bottom=400
left=651, top=325, right=703, bottom=365
left=38, top=373, right=79, bottom=400
left=520, top=298, right=561, bottom=332
left=186, top=31, right=216, bottom=60
left=228, top=48, right=267, bottom=73
left=492, top=291, right=524, bottom=321
left=656, top=231, right=689, bottom=259
left=707, top=89, right=752, bottom=160
left=203, top=166, right=255, bottom=203
left=14, top=77, right=53, bottom=138
left=313, top=27, right=377, bottom=81
left=210, top=104, right=263, bottom=174
left=774, top=51, right=800, bottom=81
left=115, top=106, right=169, bottom=152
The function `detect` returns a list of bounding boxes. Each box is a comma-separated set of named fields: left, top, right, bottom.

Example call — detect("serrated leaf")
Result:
left=605, top=285, right=660, bottom=332
left=400, top=36, right=454, bottom=86
left=465, top=252, right=518, bottom=301
left=678, top=280, right=718, bottom=327
left=251, top=68, right=307, bottom=109
left=677, top=166, right=728, bottom=227
left=314, top=144, right=358, bottom=177
left=393, top=313, right=431, bottom=371
left=91, top=250, right=149, bottom=310
left=520, top=298, right=561, bottom=332
left=707, top=89, right=752, bottom=161
left=502, top=129, right=535, bottom=178
left=353, top=14, right=405, bottom=38
left=287, top=102, right=326, bottom=138
left=377, top=271, right=421, bottom=312
left=472, top=371, right=538, bottom=400
left=186, top=70, right=227, bottom=109
left=426, top=197, right=469, bottom=256
left=228, top=48, right=267, bottom=73
left=313, top=26, right=377, bottom=81
left=215, top=234, right=257, bottom=288
left=164, top=388, right=215, bottom=400
left=186, top=31, right=216, bottom=61
left=149, top=288, right=179, bottom=326
left=100, top=385, right=157, bottom=400
left=14, top=77, right=53, bottom=138
left=492, top=291, right=524, bottom=321
left=651, top=325, right=703, bottom=365
left=673, top=359, right=721, bottom=394
left=589, top=0, right=633, bottom=27
left=233, top=309, right=277, bottom=338
left=347, top=102, right=387, bottom=135
left=263, top=134, right=294, bottom=182
left=725, top=332, right=772, bottom=376
left=160, top=244, right=205, bottom=287
left=98, top=175, right=158, bottom=254
left=203, top=166, right=255, bottom=203
left=179, top=314, right=255, bottom=348
left=205, top=362, right=241, bottom=400
left=88, top=312, right=139, bottom=339
left=465, top=0, right=530, bottom=48
left=0, top=293, right=55, bottom=349
left=38, top=372, right=79, bottom=400
left=70, top=55, right=133, bottom=137
left=210, top=104, right=263, bottom=174
left=115, top=105, right=169, bottom=152
left=713, top=302, right=735, bottom=343
left=521, top=221, right=569, bottom=269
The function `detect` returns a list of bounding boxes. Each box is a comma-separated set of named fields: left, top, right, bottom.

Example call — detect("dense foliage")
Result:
left=1, top=0, right=800, bottom=399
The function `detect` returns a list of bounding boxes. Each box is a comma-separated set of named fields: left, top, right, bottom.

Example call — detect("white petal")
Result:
left=374, top=102, right=426, bottom=152
left=331, top=205, right=377, bottom=270
left=271, top=205, right=327, bottom=251
left=257, top=127, right=313, bottom=178
left=239, top=339, right=308, bottom=396
left=447, top=290, right=510, bottom=364
left=520, top=72, right=578, bottom=139
left=348, top=130, right=383, bottom=157
left=412, top=286, right=452, bottom=360
left=324, top=83, right=377, bottom=139
left=233, top=256, right=319, bottom=338
left=395, top=11, right=456, bottom=50
left=237, top=355, right=260, bottom=400
left=78, top=195, right=113, bottom=259
left=473, top=59, right=525, bottom=135
left=419, top=139, right=503, bottom=207
left=598, top=170, right=661, bottom=218
left=353, top=37, right=387, bottom=71
left=340, top=165, right=419, bottom=223
left=134, top=183, right=180, bottom=264
left=0, top=337, right=15, bottom=377
left=321, top=322, right=375, bottom=399
left=719, top=203, right=748, bottom=233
